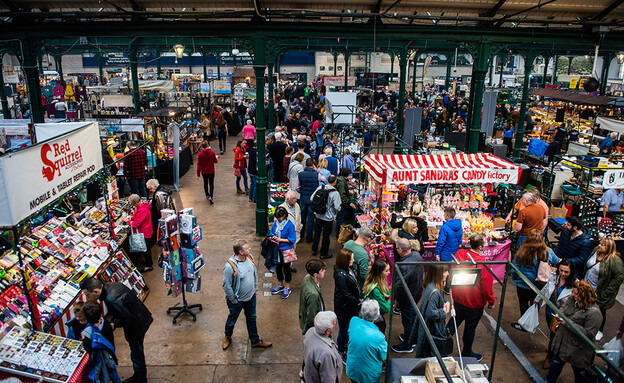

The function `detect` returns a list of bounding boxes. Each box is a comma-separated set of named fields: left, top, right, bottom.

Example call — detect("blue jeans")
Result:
left=124, top=330, right=147, bottom=383
left=249, top=174, right=257, bottom=202
left=546, top=354, right=585, bottom=383
left=517, top=234, right=527, bottom=248
left=225, top=294, right=259, bottom=344
left=337, top=316, right=351, bottom=353
left=300, top=202, right=315, bottom=242
left=236, top=168, right=249, bottom=191
left=399, top=302, right=417, bottom=346
left=130, top=178, right=147, bottom=198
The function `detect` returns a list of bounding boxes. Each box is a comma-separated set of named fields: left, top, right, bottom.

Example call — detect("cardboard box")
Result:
left=493, top=217, right=506, bottom=229
left=550, top=205, right=568, bottom=219
left=425, top=360, right=463, bottom=383
left=494, top=131, right=504, bottom=139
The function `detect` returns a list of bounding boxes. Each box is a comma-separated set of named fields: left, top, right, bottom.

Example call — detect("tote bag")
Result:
left=130, top=228, right=147, bottom=253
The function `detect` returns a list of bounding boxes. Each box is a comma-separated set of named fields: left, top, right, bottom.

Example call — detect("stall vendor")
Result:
left=601, top=188, right=624, bottom=218
left=599, top=132, right=618, bottom=155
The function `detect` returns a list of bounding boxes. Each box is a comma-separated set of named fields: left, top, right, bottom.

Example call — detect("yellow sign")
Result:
left=569, top=78, right=578, bottom=89
left=579, top=78, right=587, bottom=89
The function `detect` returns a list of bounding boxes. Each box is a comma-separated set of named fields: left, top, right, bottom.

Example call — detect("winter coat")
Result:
left=551, top=299, right=602, bottom=368
left=326, top=156, right=339, bottom=176
left=335, top=176, right=350, bottom=207
left=554, top=229, right=593, bottom=278
left=196, top=147, right=218, bottom=175
left=333, top=267, right=362, bottom=321
left=415, top=283, right=448, bottom=358
left=303, top=328, right=342, bottom=383
left=346, top=316, right=387, bottom=383
left=596, top=254, right=624, bottom=310
left=260, top=237, right=281, bottom=271
left=298, top=168, right=320, bottom=204
left=100, top=282, right=153, bottom=338
left=299, top=275, right=324, bottom=334
left=151, top=185, right=174, bottom=232
left=66, top=318, right=86, bottom=341
left=288, top=161, right=304, bottom=199
left=393, top=250, right=424, bottom=307
left=130, top=201, right=153, bottom=239
left=435, top=219, right=463, bottom=261
left=233, top=147, right=247, bottom=170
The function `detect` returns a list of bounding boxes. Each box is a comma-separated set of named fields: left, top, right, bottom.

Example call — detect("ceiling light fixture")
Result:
left=174, top=44, right=185, bottom=59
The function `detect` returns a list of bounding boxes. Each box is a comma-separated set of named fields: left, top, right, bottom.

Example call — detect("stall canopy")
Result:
left=364, top=153, right=522, bottom=185
left=530, top=89, right=615, bottom=106
left=596, top=116, right=624, bottom=135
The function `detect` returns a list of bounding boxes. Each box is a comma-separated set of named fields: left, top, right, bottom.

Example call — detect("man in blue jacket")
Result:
left=298, top=158, right=321, bottom=242
left=554, top=216, right=593, bottom=279
left=435, top=207, right=463, bottom=262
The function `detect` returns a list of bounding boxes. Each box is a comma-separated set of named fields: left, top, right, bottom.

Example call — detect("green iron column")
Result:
left=445, top=51, right=454, bottom=90
left=37, top=53, right=43, bottom=75
left=553, top=55, right=558, bottom=84
left=466, top=42, right=491, bottom=154
left=202, top=53, right=207, bottom=82
left=395, top=47, right=407, bottom=154
left=97, top=52, right=104, bottom=84
left=156, top=52, right=161, bottom=77
left=344, top=50, right=349, bottom=89
left=390, top=52, right=395, bottom=82
left=253, top=38, right=268, bottom=236
left=129, top=47, right=140, bottom=115
left=411, top=54, right=417, bottom=97
left=542, top=56, right=550, bottom=87
left=488, top=56, right=495, bottom=87
left=217, top=54, right=221, bottom=80
left=189, top=53, right=193, bottom=75
left=600, top=54, right=614, bottom=95
left=275, top=54, right=281, bottom=81
left=54, top=54, right=64, bottom=85
left=333, top=52, right=338, bottom=76
left=0, top=53, right=11, bottom=119
left=22, top=40, right=44, bottom=123
left=513, top=51, right=536, bottom=156
left=267, top=62, right=275, bottom=132
left=567, top=56, right=573, bottom=75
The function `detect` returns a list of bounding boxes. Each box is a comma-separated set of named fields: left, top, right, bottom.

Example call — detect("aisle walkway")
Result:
left=111, top=135, right=623, bottom=383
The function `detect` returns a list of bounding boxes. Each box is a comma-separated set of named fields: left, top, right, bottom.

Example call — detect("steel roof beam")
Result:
left=592, top=0, right=624, bottom=21
left=481, top=0, right=507, bottom=18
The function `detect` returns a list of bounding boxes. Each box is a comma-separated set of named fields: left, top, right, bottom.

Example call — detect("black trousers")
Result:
left=517, top=287, right=538, bottom=316
left=202, top=173, right=215, bottom=197
left=218, top=131, right=227, bottom=152
left=275, top=262, right=292, bottom=284
left=447, top=302, right=483, bottom=356
left=312, top=218, right=333, bottom=257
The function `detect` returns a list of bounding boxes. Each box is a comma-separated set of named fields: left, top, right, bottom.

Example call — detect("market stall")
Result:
left=361, top=153, right=522, bottom=282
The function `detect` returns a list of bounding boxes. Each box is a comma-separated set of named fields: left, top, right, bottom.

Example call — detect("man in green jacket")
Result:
left=299, top=259, right=327, bottom=334
left=343, top=227, right=374, bottom=289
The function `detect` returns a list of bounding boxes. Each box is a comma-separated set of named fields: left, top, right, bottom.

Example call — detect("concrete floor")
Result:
left=112, top=136, right=624, bottom=383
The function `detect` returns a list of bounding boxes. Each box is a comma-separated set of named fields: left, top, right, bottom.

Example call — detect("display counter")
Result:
left=155, top=145, right=192, bottom=185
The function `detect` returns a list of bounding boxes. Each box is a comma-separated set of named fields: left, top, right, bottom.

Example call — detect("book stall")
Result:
left=360, top=153, right=523, bottom=282
left=0, top=123, right=147, bottom=382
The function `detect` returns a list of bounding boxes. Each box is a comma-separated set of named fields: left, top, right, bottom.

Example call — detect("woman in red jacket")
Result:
left=125, top=194, right=154, bottom=272
left=233, top=140, right=249, bottom=195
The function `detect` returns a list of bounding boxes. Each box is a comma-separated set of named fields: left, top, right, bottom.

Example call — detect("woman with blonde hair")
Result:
left=317, top=158, right=331, bottom=185
left=511, top=230, right=559, bottom=329
left=584, top=236, right=624, bottom=340
left=363, top=258, right=391, bottom=332
left=546, top=280, right=602, bottom=383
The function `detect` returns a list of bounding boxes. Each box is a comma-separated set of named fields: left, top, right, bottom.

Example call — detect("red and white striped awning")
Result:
left=364, top=153, right=522, bottom=185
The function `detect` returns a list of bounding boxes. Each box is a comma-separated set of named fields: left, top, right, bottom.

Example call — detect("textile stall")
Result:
left=361, top=153, right=522, bottom=282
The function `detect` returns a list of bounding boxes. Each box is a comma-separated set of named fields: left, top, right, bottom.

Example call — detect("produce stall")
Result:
left=361, top=153, right=522, bottom=281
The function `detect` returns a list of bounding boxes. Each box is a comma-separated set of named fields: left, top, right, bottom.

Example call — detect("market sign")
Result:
left=603, top=169, right=624, bottom=189
left=386, top=168, right=519, bottom=185
left=0, top=122, right=103, bottom=226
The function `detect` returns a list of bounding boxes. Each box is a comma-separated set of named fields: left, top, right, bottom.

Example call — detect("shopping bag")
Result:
left=536, top=261, right=554, bottom=284
left=337, top=224, right=354, bottom=245
left=603, top=337, right=623, bottom=367
left=129, top=229, right=147, bottom=253
left=517, top=304, right=539, bottom=333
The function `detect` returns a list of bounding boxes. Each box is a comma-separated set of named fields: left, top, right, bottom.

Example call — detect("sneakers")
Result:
left=282, top=287, right=291, bottom=299
left=391, top=343, right=414, bottom=353
left=398, top=334, right=415, bottom=347
left=271, top=285, right=284, bottom=295
left=596, top=331, right=604, bottom=341
left=463, top=351, right=483, bottom=362
left=320, top=253, right=333, bottom=260
left=222, top=336, right=231, bottom=350
left=251, top=339, right=272, bottom=348
left=208, top=196, right=214, bottom=205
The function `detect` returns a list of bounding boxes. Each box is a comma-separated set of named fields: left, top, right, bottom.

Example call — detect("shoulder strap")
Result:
left=423, top=288, right=439, bottom=315
left=227, top=260, right=237, bottom=276
left=247, top=255, right=257, bottom=269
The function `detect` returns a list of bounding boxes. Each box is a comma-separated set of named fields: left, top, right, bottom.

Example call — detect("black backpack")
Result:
left=310, top=185, right=337, bottom=215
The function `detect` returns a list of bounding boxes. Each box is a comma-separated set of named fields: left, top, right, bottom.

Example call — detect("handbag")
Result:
left=281, top=248, right=297, bottom=263
left=422, top=288, right=454, bottom=357
left=234, top=168, right=242, bottom=177
left=549, top=280, right=561, bottom=334
left=536, top=261, right=553, bottom=284
left=337, top=224, right=354, bottom=245
left=129, top=228, right=147, bottom=253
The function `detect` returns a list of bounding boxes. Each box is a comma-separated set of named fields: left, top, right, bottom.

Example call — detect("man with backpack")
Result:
left=222, top=239, right=273, bottom=351
left=310, top=175, right=341, bottom=260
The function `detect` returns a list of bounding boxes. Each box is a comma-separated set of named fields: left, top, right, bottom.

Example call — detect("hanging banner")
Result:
left=0, top=123, right=103, bottom=226
left=603, top=169, right=624, bottom=189
left=323, top=76, right=356, bottom=87
left=386, top=167, right=519, bottom=185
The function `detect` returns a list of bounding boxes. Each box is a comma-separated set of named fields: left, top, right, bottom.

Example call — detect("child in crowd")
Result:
left=81, top=300, right=121, bottom=383
left=66, top=301, right=87, bottom=340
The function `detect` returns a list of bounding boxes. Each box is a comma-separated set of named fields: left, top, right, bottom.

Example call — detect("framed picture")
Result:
left=329, top=66, right=334, bottom=71
left=320, top=66, right=326, bottom=71
left=337, top=66, right=343, bottom=71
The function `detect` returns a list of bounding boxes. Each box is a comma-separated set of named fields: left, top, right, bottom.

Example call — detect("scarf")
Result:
left=275, top=218, right=288, bottom=238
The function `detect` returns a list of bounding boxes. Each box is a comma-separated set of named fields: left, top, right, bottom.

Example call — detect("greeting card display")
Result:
left=159, top=208, right=203, bottom=324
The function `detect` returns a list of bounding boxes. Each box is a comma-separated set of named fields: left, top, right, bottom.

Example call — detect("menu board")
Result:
left=0, top=326, right=86, bottom=382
